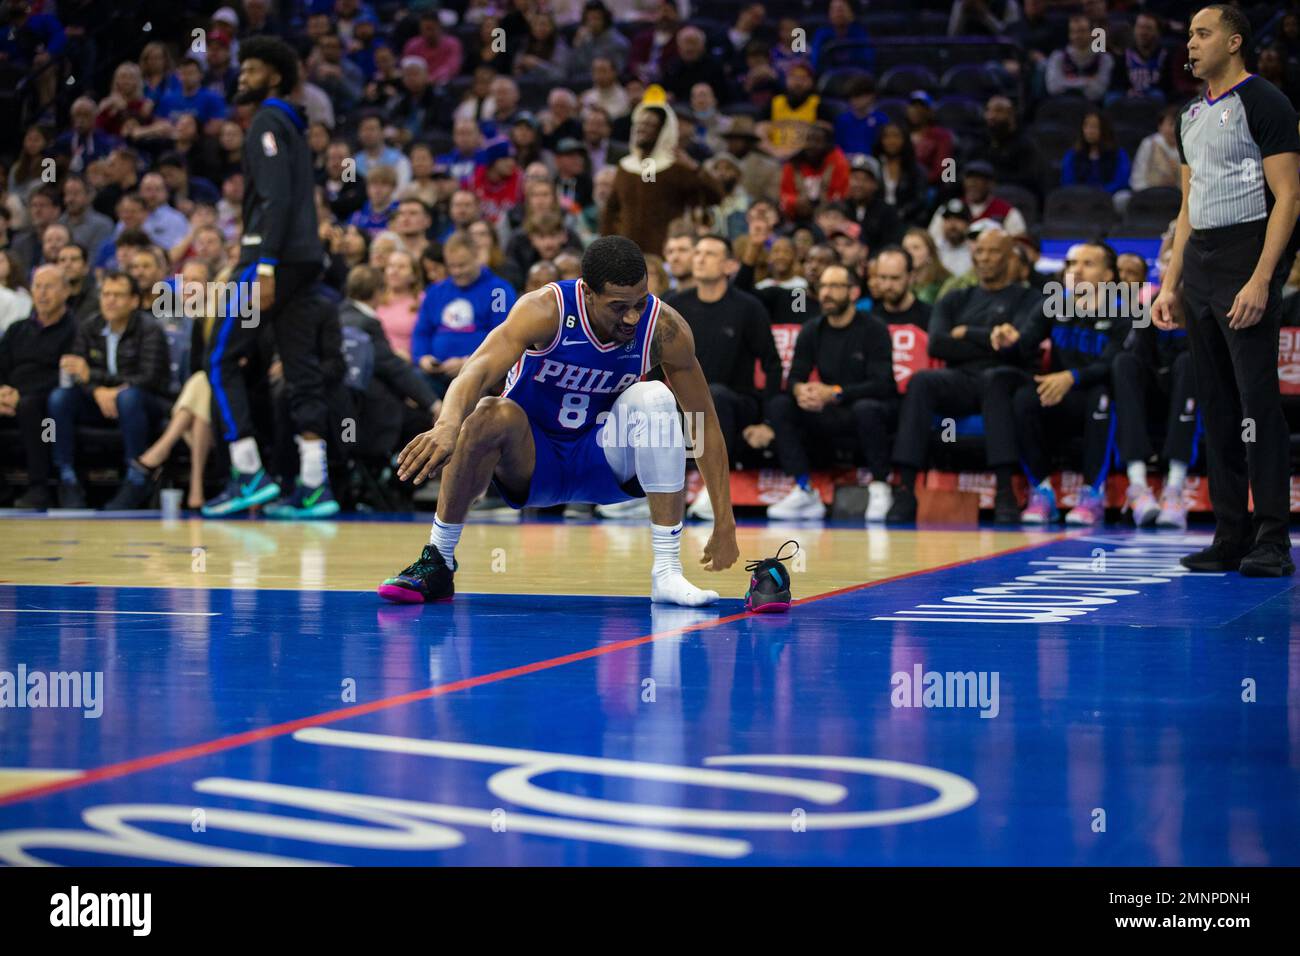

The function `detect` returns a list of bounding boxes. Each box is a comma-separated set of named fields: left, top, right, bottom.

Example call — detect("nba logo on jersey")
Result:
left=1219, top=107, right=1231, bottom=127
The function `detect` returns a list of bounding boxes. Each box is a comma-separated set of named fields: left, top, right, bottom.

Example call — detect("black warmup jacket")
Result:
left=240, top=97, right=324, bottom=268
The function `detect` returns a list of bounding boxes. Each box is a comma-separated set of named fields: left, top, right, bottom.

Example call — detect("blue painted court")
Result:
left=0, top=525, right=1296, bottom=866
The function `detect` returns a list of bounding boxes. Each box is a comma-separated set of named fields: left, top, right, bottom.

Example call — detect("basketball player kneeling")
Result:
left=378, top=236, right=741, bottom=606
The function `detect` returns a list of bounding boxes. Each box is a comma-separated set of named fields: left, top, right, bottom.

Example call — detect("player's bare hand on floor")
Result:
left=398, top=421, right=457, bottom=485
left=701, top=525, right=740, bottom=572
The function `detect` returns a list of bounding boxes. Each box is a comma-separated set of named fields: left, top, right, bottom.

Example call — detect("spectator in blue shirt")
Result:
left=157, top=58, right=229, bottom=136
left=833, top=74, right=890, bottom=156
left=1061, top=110, right=1132, bottom=196
left=139, top=41, right=181, bottom=107
left=51, top=97, right=121, bottom=174
left=137, top=172, right=192, bottom=251
left=411, top=233, right=516, bottom=397
left=348, top=164, right=401, bottom=237
left=812, top=0, right=874, bottom=72
left=439, top=118, right=483, bottom=185
left=0, top=0, right=66, bottom=69
left=347, top=13, right=387, bottom=80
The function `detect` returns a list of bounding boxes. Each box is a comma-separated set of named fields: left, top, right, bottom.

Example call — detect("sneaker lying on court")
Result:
left=1125, top=484, right=1159, bottom=527
left=201, top=468, right=280, bottom=518
left=594, top=497, right=651, bottom=519
left=744, top=539, right=799, bottom=613
left=766, top=483, right=825, bottom=520
left=1064, top=486, right=1105, bottom=526
left=265, top=481, right=340, bottom=519
left=377, top=544, right=457, bottom=603
left=1021, top=484, right=1058, bottom=524
left=1154, top=486, right=1187, bottom=530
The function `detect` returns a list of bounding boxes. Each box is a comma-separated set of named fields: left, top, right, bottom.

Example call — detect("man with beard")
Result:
left=764, top=263, right=897, bottom=521
left=203, top=37, right=338, bottom=519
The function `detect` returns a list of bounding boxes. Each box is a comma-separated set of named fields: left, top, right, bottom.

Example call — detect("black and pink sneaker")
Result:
left=377, top=544, right=456, bottom=604
left=744, top=540, right=799, bottom=613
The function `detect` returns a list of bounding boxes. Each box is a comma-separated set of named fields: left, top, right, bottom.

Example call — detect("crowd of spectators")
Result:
left=1, top=0, right=1299, bottom=521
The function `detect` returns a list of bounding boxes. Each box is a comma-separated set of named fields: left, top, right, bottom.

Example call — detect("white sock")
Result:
left=650, top=522, right=718, bottom=607
left=298, top=437, right=327, bottom=488
left=231, top=436, right=262, bottom=474
left=1166, top=460, right=1187, bottom=490
left=1126, top=461, right=1148, bottom=489
left=429, top=516, right=462, bottom=567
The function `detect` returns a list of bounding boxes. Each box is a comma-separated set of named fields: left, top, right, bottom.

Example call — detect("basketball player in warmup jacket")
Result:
left=202, top=37, right=336, bottom=519
left=379, top=236, right=741, bottom=606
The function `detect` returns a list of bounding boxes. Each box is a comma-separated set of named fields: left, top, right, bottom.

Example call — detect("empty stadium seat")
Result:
left=879, top=65, right=938, bottom=96
left=940, top=63, right=1007, bottom=99
left=1040, top=185, right=1119, bottom=239
left=993, top=183, right=1040, bottom=226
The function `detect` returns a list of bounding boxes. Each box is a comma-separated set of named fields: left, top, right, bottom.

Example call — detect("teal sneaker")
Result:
left=265, top=481, right=340, bottom=519
left=201, top=468, right=281, bottom=517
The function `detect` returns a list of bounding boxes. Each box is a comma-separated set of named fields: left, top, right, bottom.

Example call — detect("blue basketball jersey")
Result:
left=502, top=279, right=661, bottom=438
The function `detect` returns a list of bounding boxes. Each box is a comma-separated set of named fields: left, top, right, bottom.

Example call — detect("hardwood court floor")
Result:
left=0, top=516, right=1053, bottom=597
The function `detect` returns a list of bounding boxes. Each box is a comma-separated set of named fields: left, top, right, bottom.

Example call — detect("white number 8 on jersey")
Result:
left=559, top=393, right=589, bottom=428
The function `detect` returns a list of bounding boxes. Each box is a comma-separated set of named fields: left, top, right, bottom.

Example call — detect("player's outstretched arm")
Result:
left=397, top=290, right=559, bottom=484
left=651, top=305, right=740, bottom=572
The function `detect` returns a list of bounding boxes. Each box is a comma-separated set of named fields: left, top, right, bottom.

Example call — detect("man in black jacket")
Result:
left=762, top=263, right=898, bottom=521
left=204, top=36, right=334, bottom=519
left=49, top=270, right=171, bottom=510
left=886, top=228, right=1043, bottom=523
left=0, top=266, right=77, bottom=508
left=665, top=234, right=781, bottom=521
left=338, top=265, right=440, bottom=458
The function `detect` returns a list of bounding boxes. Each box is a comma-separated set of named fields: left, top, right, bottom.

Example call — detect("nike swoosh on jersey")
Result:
left=561, top=338, right=587, bottom=346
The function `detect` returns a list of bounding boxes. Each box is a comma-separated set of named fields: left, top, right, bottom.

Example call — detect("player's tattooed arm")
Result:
left=648, top=307, right=682, bottom=371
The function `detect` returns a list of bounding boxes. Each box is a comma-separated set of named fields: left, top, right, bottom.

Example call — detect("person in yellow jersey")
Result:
left=759, top=61, right=835, bottom=163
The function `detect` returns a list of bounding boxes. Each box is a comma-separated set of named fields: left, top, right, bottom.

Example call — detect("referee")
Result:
left=202, top=37, right=334, bottom=518
left=1152, top=4, right=1300, bottom=577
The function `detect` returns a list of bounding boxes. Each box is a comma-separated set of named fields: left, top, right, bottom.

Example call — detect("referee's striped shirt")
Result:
left=1175, top=74, right=1300, bottom=231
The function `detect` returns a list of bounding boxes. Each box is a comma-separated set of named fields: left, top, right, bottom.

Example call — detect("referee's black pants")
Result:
left=1182, top=221, right=1291, bottom=550
left=208, top=261, right=328, bottom=446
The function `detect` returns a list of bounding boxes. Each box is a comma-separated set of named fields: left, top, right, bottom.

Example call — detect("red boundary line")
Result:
left=0, top=532, right=1071, bottom=808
